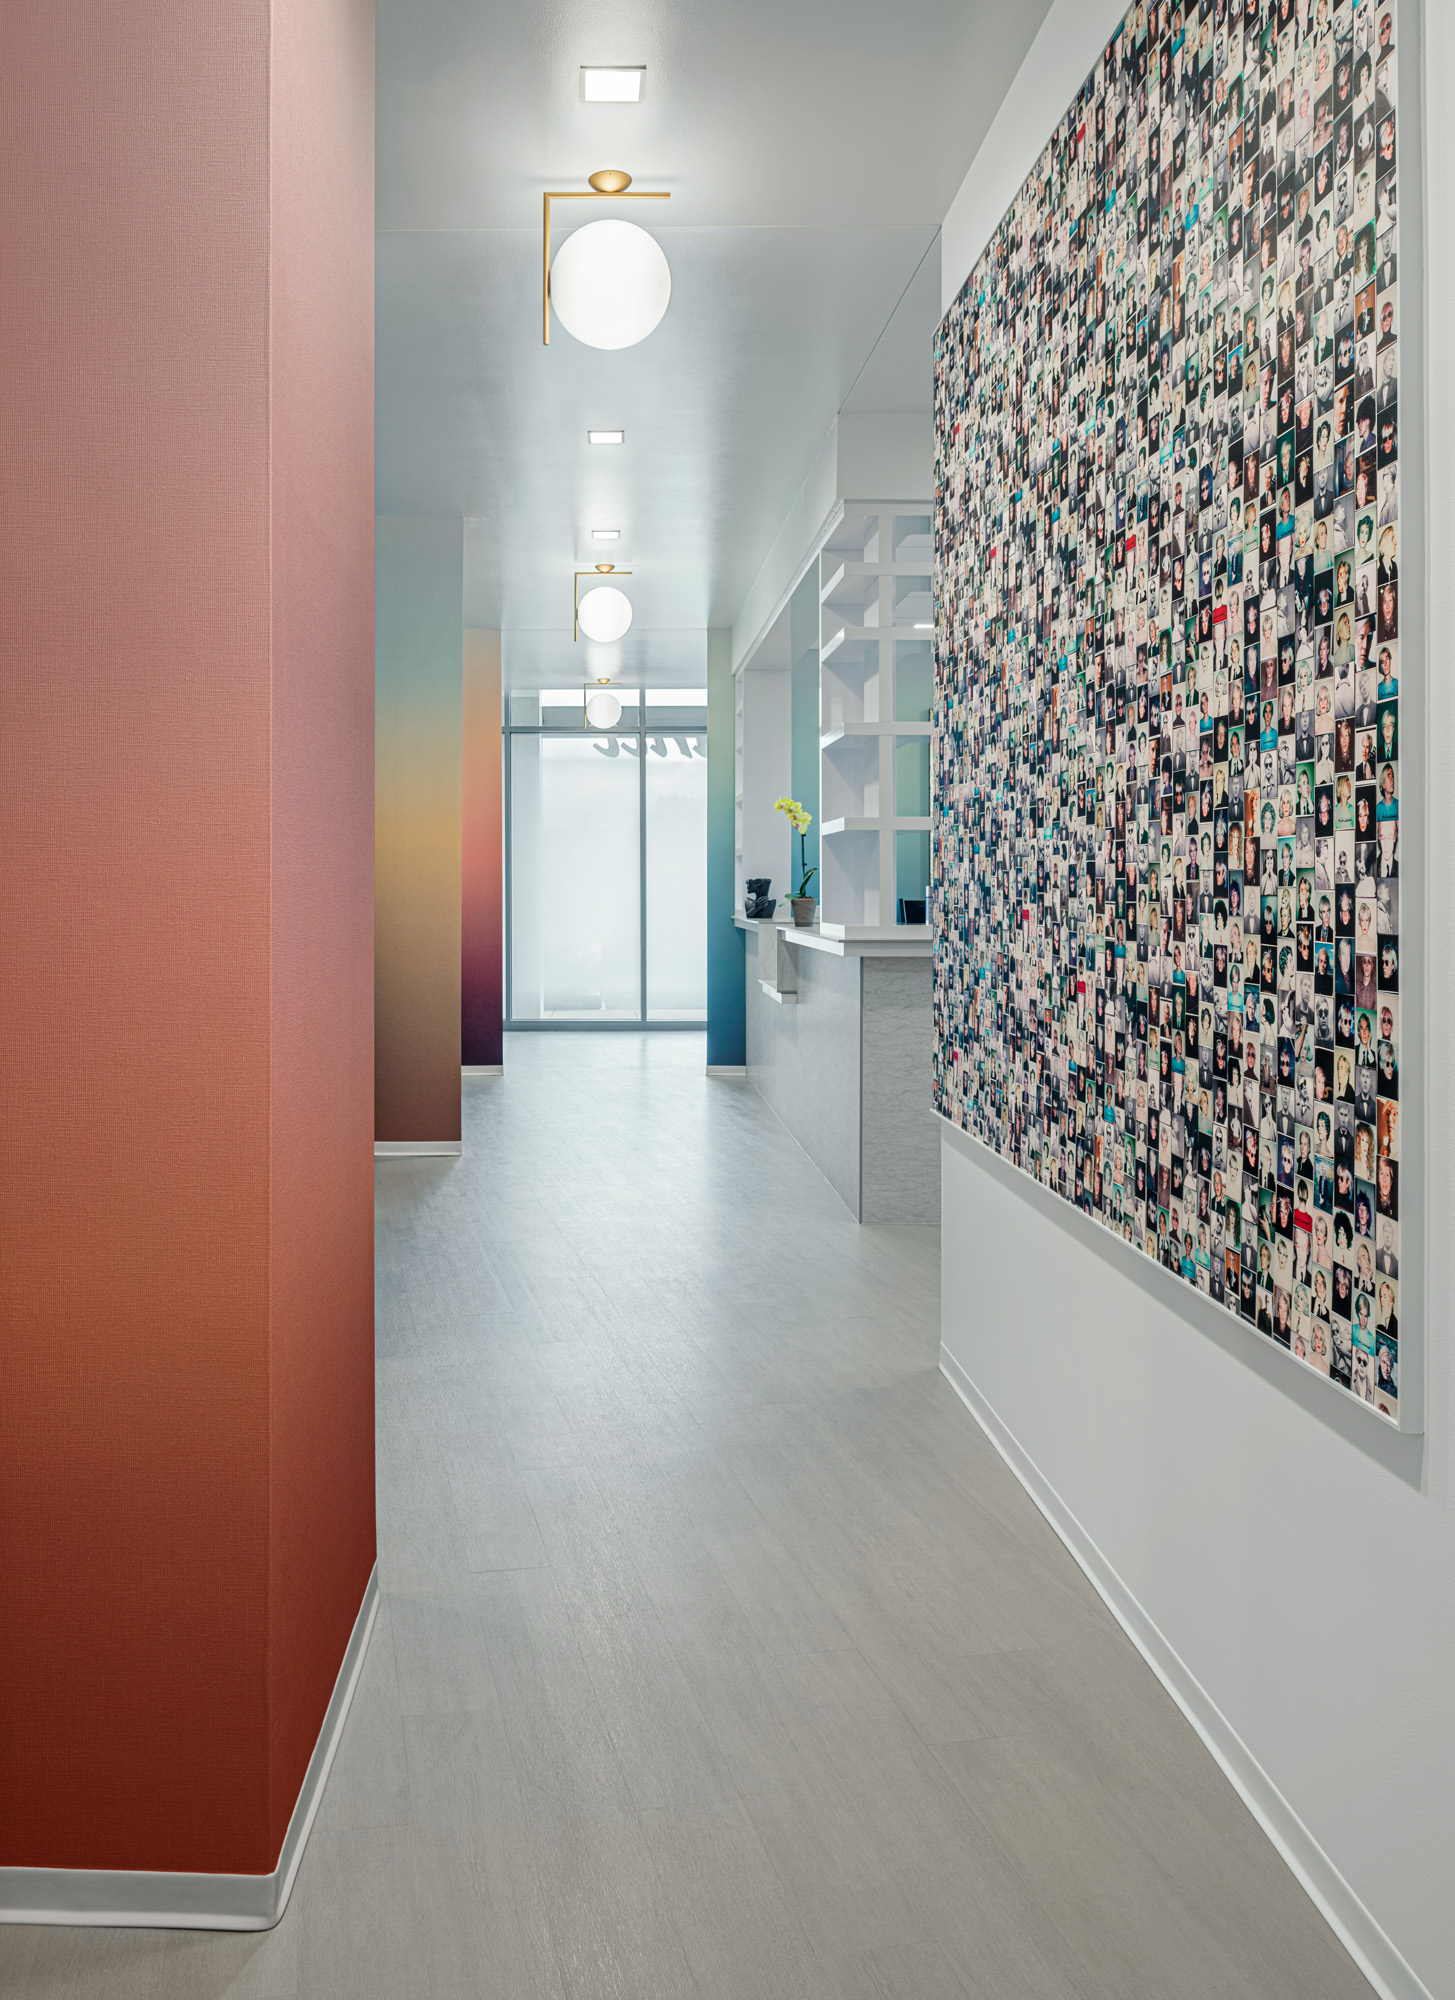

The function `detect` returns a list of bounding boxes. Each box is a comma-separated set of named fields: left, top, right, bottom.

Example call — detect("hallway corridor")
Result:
left=5, top=1037, right=1372, bottom=1998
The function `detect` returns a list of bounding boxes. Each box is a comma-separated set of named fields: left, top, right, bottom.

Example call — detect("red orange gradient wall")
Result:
left=0, top=0, right=376, bottom=1878
left=375, top=516, right=464, bottom=1143
left=463, top=631, right=504, bottom=1068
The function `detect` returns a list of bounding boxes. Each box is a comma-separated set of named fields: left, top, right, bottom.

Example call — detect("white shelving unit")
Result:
left=818, top=502, right=933, bottom=940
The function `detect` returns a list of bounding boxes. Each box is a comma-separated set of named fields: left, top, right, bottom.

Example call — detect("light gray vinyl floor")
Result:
left=3, top=1033, right=1372, bottom=1999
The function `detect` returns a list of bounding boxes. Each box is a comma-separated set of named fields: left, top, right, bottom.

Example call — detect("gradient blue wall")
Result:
left=706, top=629, right=745, bottom=1067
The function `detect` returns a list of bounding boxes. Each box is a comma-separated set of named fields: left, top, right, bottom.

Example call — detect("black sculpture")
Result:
left=743, top=877, right=776, bottom=919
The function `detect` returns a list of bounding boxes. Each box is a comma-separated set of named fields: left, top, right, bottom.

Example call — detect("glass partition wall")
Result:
left=506, top=688, right=708, bottom=1025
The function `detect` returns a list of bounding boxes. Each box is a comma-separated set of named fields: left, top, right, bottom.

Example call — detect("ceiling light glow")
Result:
left=592, top=529, right=620, bottom=540
left=913, top=622, right=933, bottom=630
left=588, top=430, right=625, bottom=445
left=581, top=66, right=645, bottom=102
left=577, top=585, right=633, bottom=644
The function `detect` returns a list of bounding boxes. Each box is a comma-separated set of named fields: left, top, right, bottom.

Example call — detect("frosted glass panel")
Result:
left=894, top=642, right=933, bottom=722
left=895, top=737, right=930, bottom=816
left=645, top=733, right=707, bottom=1020
left=511, top=734, right=641, bottom=1019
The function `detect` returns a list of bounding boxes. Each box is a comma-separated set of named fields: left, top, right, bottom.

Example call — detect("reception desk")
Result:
left=737, top=917, right=938, bottom=1224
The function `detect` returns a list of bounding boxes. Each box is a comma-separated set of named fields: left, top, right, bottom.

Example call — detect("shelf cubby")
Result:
left=816, top=500, right=934, bottom=941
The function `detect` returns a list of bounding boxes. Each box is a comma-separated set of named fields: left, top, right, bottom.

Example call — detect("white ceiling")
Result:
left=376, top=0, right=1053, bottom=686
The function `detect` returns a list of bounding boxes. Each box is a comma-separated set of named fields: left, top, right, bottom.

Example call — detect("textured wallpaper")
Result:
left=934, top=0, right=1403, bottom=1418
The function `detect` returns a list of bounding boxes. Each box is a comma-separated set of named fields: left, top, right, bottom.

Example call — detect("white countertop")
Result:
left=732, top=914, right=933, bottom=958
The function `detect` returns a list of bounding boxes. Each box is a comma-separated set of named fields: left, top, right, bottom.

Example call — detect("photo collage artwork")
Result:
left=932, top=0, right=1403, bottom=1415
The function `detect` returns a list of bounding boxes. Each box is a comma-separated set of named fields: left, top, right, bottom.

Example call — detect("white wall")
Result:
left=938, top=4, right=1453, bottom=1998
left=732, top=413, right=934, bottom=673
left=941, top=0, right=1126, bottom=312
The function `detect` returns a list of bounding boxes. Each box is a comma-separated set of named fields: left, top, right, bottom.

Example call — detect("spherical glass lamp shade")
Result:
left=578, top=584, right=633, bottom=643
left=550, top=219, right=671, bottom=350
left=585, top=688, right=623, bottom=729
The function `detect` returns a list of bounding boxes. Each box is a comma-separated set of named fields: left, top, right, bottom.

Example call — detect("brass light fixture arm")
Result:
left=574, top=567, right=632, bottom=642
left=543, top=174, right=670, bottom=344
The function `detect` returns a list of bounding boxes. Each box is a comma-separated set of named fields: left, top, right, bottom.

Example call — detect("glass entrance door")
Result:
left=506, top=689, right=707, bottom=1025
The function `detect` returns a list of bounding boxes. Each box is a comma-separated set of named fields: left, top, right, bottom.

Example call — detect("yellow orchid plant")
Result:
left=774, top=796, right=816, bottom=900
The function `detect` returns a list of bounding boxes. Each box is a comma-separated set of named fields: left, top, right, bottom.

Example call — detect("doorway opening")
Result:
left=505, top=686, right=707, bottom=1025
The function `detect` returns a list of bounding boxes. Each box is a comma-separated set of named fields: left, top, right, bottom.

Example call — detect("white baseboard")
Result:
left=461, top=1065, right=503, bottom=1077
left=0, top=1566, right=380, bottom=1932
left=937, top=1350, right=1431, bottom=2000
left=374, top=1140, right=462, bottom=1157
left=705, top=1064, right=747, bottom=1078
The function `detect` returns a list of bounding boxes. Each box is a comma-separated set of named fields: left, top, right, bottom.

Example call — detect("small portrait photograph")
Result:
left=1335, top=1206, right=1354, bottom=1262
left=1330, top=1317, right=1354, bottom=1388
left=1351, top=1330, right=1376, bottom=1403
left=1377, top=519, right=1398, bottom=582
left=1335, top=1050, right=1356, bottom=1104
left=1377, top=288, right=1397, bottom=349
left=1383, top=1048, right=1407, bottom=1112
left=1334, top=618, right=1356, bottom=684
left=1378, top=463, right=1398, bottom=523
left=1376, top=173, right=1397, bottom=240
left=1377, top=576, right=1398, bottom=641
left=1376, top=1213, right=1400, bottom=1278
left=1356, top=1057, right=1379, bottom=1124
left=1354, top=785, right=1375, bottom=844
left=1354, top=1005, right=1379, bottom=1069
left=1356, top=1182, right=1378, bottom=1249
left=1378, top=1097, right=1400, bottom=1162
left=1376, top=810, right=1399, bottom=878
left=1375, top=1324, right=1398, bottom=1408
left=1376, top=752, right=1399, bottom=819
left=1378, top=993, right=1401, bottom=1060
left=1375, top=84, right=1398, bottom=161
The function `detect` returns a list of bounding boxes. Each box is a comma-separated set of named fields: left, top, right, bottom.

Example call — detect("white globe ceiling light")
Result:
left=551, top=219, right=670, bottom=350
left=585, top=684, right=624, bottom=729
left=542, top=171, right=670, bottom=346
left=577, top=584, right=633, bottom=643
left=574, top=562, right=633, bottom=643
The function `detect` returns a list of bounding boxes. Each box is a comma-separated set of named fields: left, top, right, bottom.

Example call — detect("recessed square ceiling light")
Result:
left=592, top=528, right=621, bottom=540
left=581, top=66, right=646, bottom=103
left=587, top=430, right=625, bottom=444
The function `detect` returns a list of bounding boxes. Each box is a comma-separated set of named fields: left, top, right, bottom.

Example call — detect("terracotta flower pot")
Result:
left=791, top=897, right=817, bottom=928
